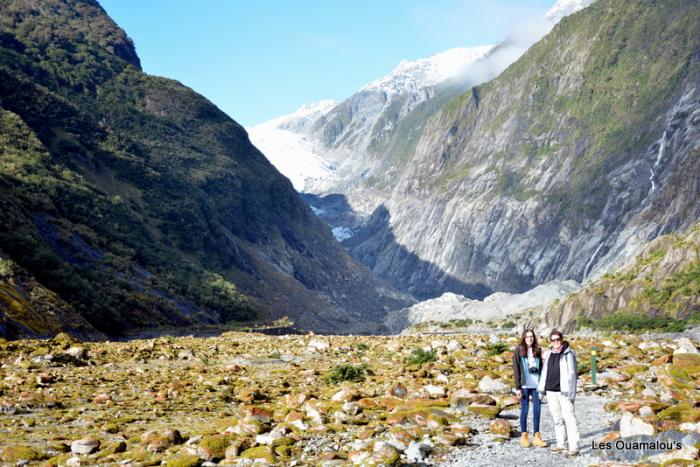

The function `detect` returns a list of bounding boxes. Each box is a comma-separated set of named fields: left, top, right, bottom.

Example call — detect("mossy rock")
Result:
left=366, top=445, right=400, bottom=466
left=123, top=448, right=163, bottom=465
left=667, top=365, right=692, bottom=382
left=197, top=434, right=232, bottom=461
left=43, top=452, right=74, bottom=466
left=426, top=413, right=450, bottom=429
left=673, top=353, right=700, bottom=377
left=657, top=403, right=700, bottom=423
left=1, top=445, right=45, bottom=463
left=240, top=445, right=276, bottom=462
left=660, top=460, right=698, bottom=467
left=468, top=404, right=501, bottom=418
left=52, top=332, right=78, bottom=347
left=271, top=436, right=295, bottom=447
left=31, top=346, right=51, bottom=357
left=619, top=364, right=649, bottom=377
left=101, top=423, right=121, bottom=434
left=489, top=419, right=512, bottom=437
left=163, top=454, right=202, bottom=467
left=274, top=444, right=292, bottom=459
left=95, top=441, right=127, bottom=458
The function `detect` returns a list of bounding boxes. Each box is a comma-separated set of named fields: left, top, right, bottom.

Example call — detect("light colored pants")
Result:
left=546, top=391, right=580, bottom=451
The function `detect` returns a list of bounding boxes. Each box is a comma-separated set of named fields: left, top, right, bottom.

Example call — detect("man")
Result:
left=537, top=329, right=580, bottom=456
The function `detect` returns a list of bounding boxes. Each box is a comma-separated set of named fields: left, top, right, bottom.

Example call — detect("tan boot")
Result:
left=532, top=432, right=547, bottom=447
left=520, top=432, right=531, bottom=448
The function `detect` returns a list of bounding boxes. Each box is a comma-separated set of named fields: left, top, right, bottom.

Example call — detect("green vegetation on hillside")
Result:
left=562, top=224, right=700, bottom=332
left=0, top=0, right=332, bottom=336
left=433, top=0, right=699, bottom=221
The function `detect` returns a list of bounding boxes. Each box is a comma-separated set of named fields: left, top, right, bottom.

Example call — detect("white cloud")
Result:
left=410, top=0, right=547, bottom=46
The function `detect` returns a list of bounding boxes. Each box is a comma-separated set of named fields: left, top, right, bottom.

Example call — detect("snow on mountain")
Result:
left=248, top=0, right=596, bottom=194
left=248, top=46, right=494, bottom=191
left=248, top=107, right=336, bottom=192
left=266, top=99, right=336, bottom=134
left=360, top=45, right=494, bottom=96
left=545, top=0, right=595, bottom=24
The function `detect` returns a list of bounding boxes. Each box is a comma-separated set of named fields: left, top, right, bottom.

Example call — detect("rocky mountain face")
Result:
left=0, top=0, right=411, bottom=338
left=249, top=0, right=594, bottom=218
left=249, top=46, right=494, bottom=211
left=539, top=223, right=700, bottom=333
left=0, top=256, right=104, bottom=340
left=339, top=0, right=700, bottom=301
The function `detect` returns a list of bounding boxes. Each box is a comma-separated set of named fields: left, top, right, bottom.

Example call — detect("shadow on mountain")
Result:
left=302, top=194, right=492, bottom=301
left=300, top=193, right=363, bottom=232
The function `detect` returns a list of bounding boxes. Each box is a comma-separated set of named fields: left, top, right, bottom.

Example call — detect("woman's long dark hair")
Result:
left=519, top=329, right=541, bottom=357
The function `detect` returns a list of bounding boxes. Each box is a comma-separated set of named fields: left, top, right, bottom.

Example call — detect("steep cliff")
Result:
left=539, top=223, right=699, bottom=333
left=0, top=0, right=411, bottom=338
left=346, top=0, right=700, bottom=299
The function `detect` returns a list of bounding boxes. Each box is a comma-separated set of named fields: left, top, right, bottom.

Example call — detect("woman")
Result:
left=512, top=329, right=547, bottom=448
left=537, top=329, right=580, bottom=456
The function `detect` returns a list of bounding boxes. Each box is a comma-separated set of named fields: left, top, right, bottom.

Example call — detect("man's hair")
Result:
left=550, top=329, right=563, bottom=340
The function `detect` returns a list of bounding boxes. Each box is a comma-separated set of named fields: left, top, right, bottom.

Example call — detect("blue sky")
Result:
left=100, top=0, right=557, bottom=126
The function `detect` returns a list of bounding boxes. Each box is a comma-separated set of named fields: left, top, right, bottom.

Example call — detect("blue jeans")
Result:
left=520, top=387, right=541, bottom=433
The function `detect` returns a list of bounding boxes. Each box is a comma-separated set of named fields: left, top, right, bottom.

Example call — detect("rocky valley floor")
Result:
left=0, top=331, right=698, bottom=466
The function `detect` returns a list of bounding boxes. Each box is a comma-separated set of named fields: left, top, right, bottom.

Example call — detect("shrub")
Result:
left=576, top=316, right=594, bottom=330
left=592, top=311, right=686, bottom=333
left=324, top=364, right=368, bottom=384
left=449, top=318, right=473, bottom=328
left=407, top=348, right=437, bottom=365
left=485, top=342, right=510, bottom=356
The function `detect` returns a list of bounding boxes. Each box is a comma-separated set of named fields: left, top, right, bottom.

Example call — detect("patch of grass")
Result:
left=576, top=316, right=594, bottom=331
left=485, top=342, right=510, bottom=356
left=592, top=311, right=686, bottom=333
left=449, top=318, right=473, bottom=328
left=324, top=364, right=368, bottom=384
left=407, top=348, right=437, bottom=366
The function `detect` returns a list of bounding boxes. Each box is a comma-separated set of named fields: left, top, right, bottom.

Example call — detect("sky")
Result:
left=99, top=0, right=557, bottom=126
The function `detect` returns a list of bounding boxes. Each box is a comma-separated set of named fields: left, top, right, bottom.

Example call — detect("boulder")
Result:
left=468, top=404, right=501, bottom=418
left=70, top=438, right=100, bottom=455
left=620, top=413, right=655, bottom=437
left=240, top=446, right=276, bottom=462
left=388, top=383, right=408, bottom=399
left=196, top=434, right=232, bottom=462
left=647, top=445, right=699, bottom=463
left=307, top=338, right=330, bottom=352
left=405, top=441, right=432, bottom=463
left=478, top=376, right=511, bottom=395
left=673, top=338, right=698, bottom=355
left=1, top=446, right=45, bottom=463
left=331, top=388, right=360, bottom=402
left=423, top=385, right=446, bottom=398
left=489, top=419, right=512, bottom=437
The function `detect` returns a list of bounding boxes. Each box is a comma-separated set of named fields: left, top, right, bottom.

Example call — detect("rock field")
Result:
left=0, top=331, right=698, bottom=465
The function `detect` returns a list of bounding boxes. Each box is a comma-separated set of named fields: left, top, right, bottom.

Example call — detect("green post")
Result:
left=591, top=346, right=597, bottom=385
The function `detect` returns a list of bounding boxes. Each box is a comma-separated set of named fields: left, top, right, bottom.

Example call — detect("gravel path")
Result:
left=436, top=394, right=616, bottom=467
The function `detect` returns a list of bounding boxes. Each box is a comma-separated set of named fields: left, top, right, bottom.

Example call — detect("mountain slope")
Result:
left=539, top=223, right=699, bottom=333
left=248, top=46, right=494, bottom=197
left=0, top=0, right=411, bottom=338
left=345, top=0, right=700, bottom=299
